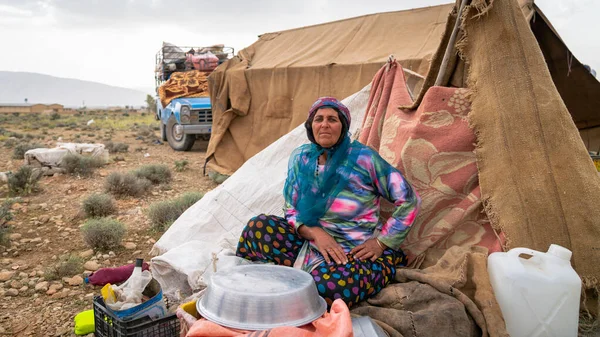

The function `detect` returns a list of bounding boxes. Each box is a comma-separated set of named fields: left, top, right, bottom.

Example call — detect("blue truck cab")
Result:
left=157, top=96, right=212, bottom=151
left=155, top=44, right=233, bottom=151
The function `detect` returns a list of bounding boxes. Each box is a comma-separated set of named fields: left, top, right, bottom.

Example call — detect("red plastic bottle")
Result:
left=85, top=260, right=150, bottom=286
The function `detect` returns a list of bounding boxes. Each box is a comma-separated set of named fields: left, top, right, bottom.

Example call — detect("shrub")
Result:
left=3, top=138, right=17, bottom=148
left=7, top=166, right=41, bottom=196
left=174, top=160, right=189, bottom=172
left=45, top=255, right=84, bottom=280
left=12, top=143, right=44, bottom=159
left=104, top=172, right=151, bottom=198
left=104, top=141, right=129, bottom=153
left=50, top=112, right=60, bottom=120
left=136, top=125, right=154, bottom=138
left=208, top=171, right=229, bottom=184
left=0, top=201, right=13, bottom=246
left=133, top=164, right=172, bottom=185
left=82, top=193, right=116, bottom=218
left=62, top=154, right=104, bottom=177
left=147, top=192, right=204, bottom=231
left=81, top=218, right=126, bottom=251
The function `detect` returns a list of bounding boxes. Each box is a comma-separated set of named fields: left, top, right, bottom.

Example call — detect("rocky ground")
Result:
left=0, top=111, right=219, bottom=336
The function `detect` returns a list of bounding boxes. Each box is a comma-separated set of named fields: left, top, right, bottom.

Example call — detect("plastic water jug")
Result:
left=488, top=244, right=581, bottom=337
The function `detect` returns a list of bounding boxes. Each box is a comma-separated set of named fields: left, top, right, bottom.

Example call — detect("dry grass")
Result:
left=81, top=218, right=126, bottom=251
left=62, top=154, right=105, bottom=177
left=7, top=166, right=42, bottom=196
left=104, top=172, right=152, bottom=198
left=45, top=255, right=84, bottom=280
left=133, top=164, right=172, bottom=185
left=82, top=193, right=117, bottom=218
left=147, top=192, right=204, bottom=231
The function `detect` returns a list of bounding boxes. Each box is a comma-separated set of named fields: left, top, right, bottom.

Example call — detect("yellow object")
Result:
left=73, top=309, right=95, bottom=335
left=101, top=283, right=116, bottom=304
left=593, top=158, right=600, bottom=172
left=180, top=299, right=200, bottom=319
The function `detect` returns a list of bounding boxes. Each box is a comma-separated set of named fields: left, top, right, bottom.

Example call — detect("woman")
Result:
left=236, top=97, right=420, bottom=307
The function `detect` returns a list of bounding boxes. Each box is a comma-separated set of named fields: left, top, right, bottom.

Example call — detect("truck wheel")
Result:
left=166, top=115, right=195, bottom=151
left=159, top=122, right=167, bottom=141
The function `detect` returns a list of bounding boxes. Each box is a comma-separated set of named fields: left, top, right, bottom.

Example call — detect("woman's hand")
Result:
left=298, top=226, right=348, bottom=265
left=350, top=238, right=386, bottom=262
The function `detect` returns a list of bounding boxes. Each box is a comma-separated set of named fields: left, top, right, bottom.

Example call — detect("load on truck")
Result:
left=155, top=42, right=234, bottom=151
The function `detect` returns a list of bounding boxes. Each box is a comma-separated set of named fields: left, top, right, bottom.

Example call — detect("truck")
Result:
left=154, top=44, right=234, bottom=151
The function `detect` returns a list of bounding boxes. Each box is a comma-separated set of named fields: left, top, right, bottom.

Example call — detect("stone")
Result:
left=9, top=280, right=22, bottom=289
left=39, top=215, right=50, bottom=224
left=0, top=271, right=14, bottom=282
left=49, top=283, right=63, bottom=291
left=11, top=203, right=22, bottom=210
left=18, top=285, right=28, bottom=293
left=123, top=242, right=137, bottom=250
left=132, top=250, right=142, bottom=256
left=30, top=237, right=42, bottom=243
left=83, top=261, right=100, bottom=271
left=18, top=272, right=27, bottom=279
left=79, top=249, right=94, bottom=259
left=51, top=291, right=68, bottom=299
left=8, top=233, right=22, bottom=240
left=66, top=275, right=83, bottom=286
left=5, top=288, right=18, bottom=296
left=84, top=293, right=94, bottom=299
left=108, top=251, right=115, bottom=257
left=35, top=281, right=49, bottom=292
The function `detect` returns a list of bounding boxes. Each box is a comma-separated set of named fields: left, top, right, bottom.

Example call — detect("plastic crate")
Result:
left=93, top=296, right=180, bottom=337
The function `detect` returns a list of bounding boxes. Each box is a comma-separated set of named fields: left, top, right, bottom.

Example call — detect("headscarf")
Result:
left=284, top=97, right=361, bottom=227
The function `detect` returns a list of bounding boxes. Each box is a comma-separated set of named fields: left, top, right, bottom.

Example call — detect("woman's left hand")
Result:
left=349, top=238, right=386, bottom=262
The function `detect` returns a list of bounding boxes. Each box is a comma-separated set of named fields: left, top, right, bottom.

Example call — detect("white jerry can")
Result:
left=488, top=244, right=581, bottom=337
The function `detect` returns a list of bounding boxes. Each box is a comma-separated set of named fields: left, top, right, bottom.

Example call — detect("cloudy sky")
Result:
left=0, top=0, right=596, bottom=94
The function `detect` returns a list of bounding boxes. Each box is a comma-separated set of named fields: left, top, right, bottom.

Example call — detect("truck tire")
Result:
left=166, top=115, right=195, bottom=151
left=159, top=122, right=167, bottom=141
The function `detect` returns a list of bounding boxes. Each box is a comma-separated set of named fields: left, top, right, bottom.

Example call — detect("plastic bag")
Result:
left=104, top=259, right=152, bottom=311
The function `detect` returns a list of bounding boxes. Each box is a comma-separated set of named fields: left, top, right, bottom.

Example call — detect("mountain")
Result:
left=0, top=71, right=149, bottom=108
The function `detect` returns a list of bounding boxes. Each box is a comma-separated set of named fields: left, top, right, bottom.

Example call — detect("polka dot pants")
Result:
left=236, top=214, right=406, bottom=308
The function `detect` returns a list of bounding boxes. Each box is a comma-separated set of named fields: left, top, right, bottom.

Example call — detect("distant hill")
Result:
left=0, top=71, right=150, bottom=108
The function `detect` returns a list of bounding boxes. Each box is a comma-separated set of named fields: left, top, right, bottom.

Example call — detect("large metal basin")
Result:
left=196, top=264, right=327, bottom=330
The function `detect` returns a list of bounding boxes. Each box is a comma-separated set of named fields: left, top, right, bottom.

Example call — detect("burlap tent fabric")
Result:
left=207, top=5, right=453, bottom=175
left=457, top=0, right=600, bottom=289
left=351, top=246, right=509, bottom=337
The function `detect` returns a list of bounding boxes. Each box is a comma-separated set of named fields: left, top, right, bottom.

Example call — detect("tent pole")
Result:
left=435, top=0, right=469, bottom=86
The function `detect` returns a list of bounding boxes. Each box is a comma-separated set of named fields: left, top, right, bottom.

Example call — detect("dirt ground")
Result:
left=0, top=111, right=219, bottom=336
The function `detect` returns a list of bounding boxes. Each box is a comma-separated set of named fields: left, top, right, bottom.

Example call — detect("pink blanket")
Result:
left=358, top=62, right=503, bottom=266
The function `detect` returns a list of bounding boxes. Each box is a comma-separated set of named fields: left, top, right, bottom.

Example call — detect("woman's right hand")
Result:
left=298, top=226, right=348, bottom=265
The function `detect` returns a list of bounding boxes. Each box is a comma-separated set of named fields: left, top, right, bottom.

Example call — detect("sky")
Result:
left=0, top=0, right=597, bottom=94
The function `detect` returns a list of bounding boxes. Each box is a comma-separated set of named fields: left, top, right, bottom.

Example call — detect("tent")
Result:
left=206, top=0, right=600, bottom=176
left=153, top=0, right=600, bottom=330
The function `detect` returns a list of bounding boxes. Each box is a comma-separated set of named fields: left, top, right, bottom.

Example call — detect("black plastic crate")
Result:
left=93, top=296, right=180, bottom=337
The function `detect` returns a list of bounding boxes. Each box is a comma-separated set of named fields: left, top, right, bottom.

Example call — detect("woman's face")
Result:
left=312, top=107, right=342, bottom=148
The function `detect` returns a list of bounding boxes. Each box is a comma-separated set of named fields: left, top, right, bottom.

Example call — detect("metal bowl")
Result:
left=196, top=264, right=327, bottom=330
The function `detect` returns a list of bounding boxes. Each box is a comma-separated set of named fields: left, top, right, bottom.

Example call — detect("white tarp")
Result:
left=150, top=84, right=371, bottom=300
left=24, top=142, right=109, bottom=167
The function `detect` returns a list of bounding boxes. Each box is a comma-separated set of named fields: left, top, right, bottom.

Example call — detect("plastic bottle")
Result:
left=85, top=261, right=150, bottom=286
left=488, top=244, right=581, bottom=337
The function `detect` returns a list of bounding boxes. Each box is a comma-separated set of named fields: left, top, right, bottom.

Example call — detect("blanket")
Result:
left=158, top=70, right=210, bottom=108
left=358, top=61, right=503, bottom=267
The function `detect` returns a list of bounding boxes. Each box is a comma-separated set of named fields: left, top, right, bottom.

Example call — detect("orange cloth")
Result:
left=158, top=70, right=210, bottom=108
left=186, top=299, right=353, bottom=337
